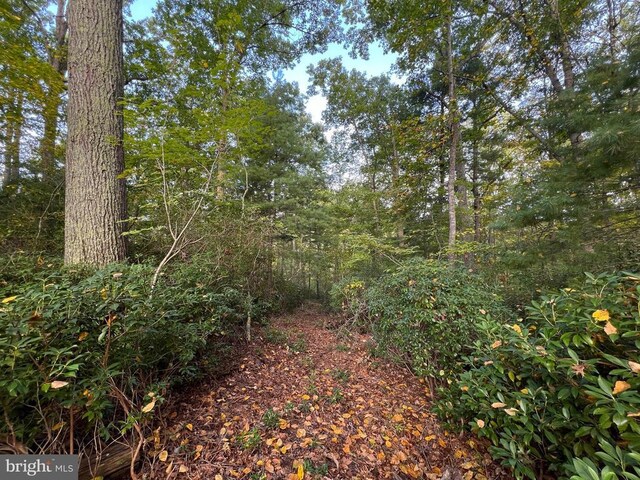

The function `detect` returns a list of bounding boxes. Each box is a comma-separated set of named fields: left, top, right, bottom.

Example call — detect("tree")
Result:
left=64, top=0, right=127, bottom=265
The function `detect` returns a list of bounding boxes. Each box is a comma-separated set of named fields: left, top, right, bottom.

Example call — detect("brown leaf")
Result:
left=629, top=361, right=640, bottom=374
left=613, top=381, right=631, bottom=395
left=604, top=321, right=618, bottom=336
left=571, top=364, right=586, bottom=377
left=491, top=402, right=506, bottom=408
left=51, top=380, right=69, bottom=389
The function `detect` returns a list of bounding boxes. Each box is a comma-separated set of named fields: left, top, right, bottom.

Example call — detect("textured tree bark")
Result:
left=64, top=0, right=127, bottom=266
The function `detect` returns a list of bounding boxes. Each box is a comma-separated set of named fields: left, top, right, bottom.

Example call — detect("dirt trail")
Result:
left=145, top=305, right=506, bottom=480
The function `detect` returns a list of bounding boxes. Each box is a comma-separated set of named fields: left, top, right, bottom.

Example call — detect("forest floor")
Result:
left=143, top=304, right=509, bottom=480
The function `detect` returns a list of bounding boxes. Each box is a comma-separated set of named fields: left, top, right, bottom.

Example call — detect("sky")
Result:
left=128, top=0, right=397, bottom=123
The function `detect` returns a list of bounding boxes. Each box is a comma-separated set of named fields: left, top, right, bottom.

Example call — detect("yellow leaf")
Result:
left=491, top=340, right=502, bottom=349
left=392, top=414, right=403, bottom=422
left=185, top=423, right=193, bottom=431
left=142, top=399, right=156, bottom=413
left=296, top=429, right=306, bottom=438
left=279, top=419, right=290, bottom=430
left=78, top=332, right=89, bottom=341
left=512, top=324, right=522, bottom=334
left=297, top=463, right=305, bottom=479
left=2, top=295, right=17, bottom=304
left=301, top=394, right=310, bottom=400
left=461, top=385, right=469, bottom=391
left=613, top=381, right=631, bottom=395
left=504, top=408, right=518, bottom=416
left=179, top=465, right=188, bottom=473
left=520, top=388, right=529, bottom=394
left=491, top=402, right=506, bottom=408
left=51, top=380, right=69, bottom=389
left=280, top=443, right=291, bottom=454
left=343, top=444, right=351, bottom=454
left=604, top=321, right=618, bottom=336
left=629, top=361, right=640, bottom=374
left=51, top=421, right=65, bottom=431
left=592, top=309, right=610, bottom=322
left=100, top=288, right=108, bottom=300
left=158, top=450, right=168, bottom=462
left=215, top=475, right=223, bottom=480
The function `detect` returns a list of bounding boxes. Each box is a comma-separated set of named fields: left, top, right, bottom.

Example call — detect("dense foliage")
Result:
left=434, top=272, right=640, bottom=479
left=364, top=259, right=513, bottom=378
left=0, top=257, right=274, bottom=450
left=1, top=0, right=638, bottom=477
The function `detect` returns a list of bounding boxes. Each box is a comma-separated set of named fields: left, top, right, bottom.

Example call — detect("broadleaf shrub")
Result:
left=0, top=259, right=258, bottom=452
left=363, top=259, right=514, bottom=378
left=435, top=272, right=640, bottom=479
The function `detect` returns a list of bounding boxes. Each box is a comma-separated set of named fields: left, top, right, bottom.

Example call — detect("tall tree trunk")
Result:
left=65, top=0, right=127, bottom=266
left=390, top=124, right=405, bottom=244
left=446, top=15, right=460, bottom=264
left=472, top=139, right=481, bottom=244
left=41, top=0, right=68, bottom=180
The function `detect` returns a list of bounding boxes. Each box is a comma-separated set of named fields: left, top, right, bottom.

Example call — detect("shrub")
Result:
left=0, top=259, right=254, bottom=452
left=435, top=272, right=640, bottom=479
left=365, top=258, right=514, bottom=378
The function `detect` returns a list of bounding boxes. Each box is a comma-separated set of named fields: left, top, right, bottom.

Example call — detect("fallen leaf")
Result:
left=297, top=463, right=304, bottom=479
left=613, top=380, right=631, bottom=395
left=604, top=321, right=618, bottom=335
left=158, top=450, right=168, bottom=462
left=1, top=295, right=17, bottom=304
left=491, top=402, right=506, bottom=408
left=51, top=421, right=65, bottom=431
left=296, top=429, right=306, bottom=438
left=491, top=340, right=502, bottom=349
left=629, top=361, right=640, bottom=373
left=179, top=465, right=188, bottom=473
left=279, top=419, right=290, bottom=430
left=504, top=408, right=518, bottom=416
left=476, top=419, right=485, bottom=428
left=185, top=423, right=193, bottom=431
left=392, top=414, right=403, bottom=422
left=215, top=475, right=223, bottom=480
left=78, top=332, right=89, bottom=341
left=51, top=381, right=69, bottom=389
left=142, top=399, right=156, bottom=413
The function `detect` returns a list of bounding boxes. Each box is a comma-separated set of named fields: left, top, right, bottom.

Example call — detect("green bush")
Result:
left=435, top=272, right=640, bottom=479
left=364, top=258, right=513, bottom=378
left=0, top=259, right=254, bottom=452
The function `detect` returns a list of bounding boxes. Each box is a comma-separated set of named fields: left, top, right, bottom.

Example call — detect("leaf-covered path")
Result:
left=146, top=305, right=506, bottom=479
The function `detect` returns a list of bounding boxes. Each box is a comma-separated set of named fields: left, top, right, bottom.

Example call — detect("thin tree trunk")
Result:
left=65, top=0, right=127, bottom=266
left=446, top=15, right=460, bottom=264
left=41, top=0, right=68, bottom=180
left=3, top=91, right=23, bottom=187
left=9, top=94, right=23, bottom=182
left=472, top=140, right=481, bottom=244
left=390, top=124, right=404, bottom=244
